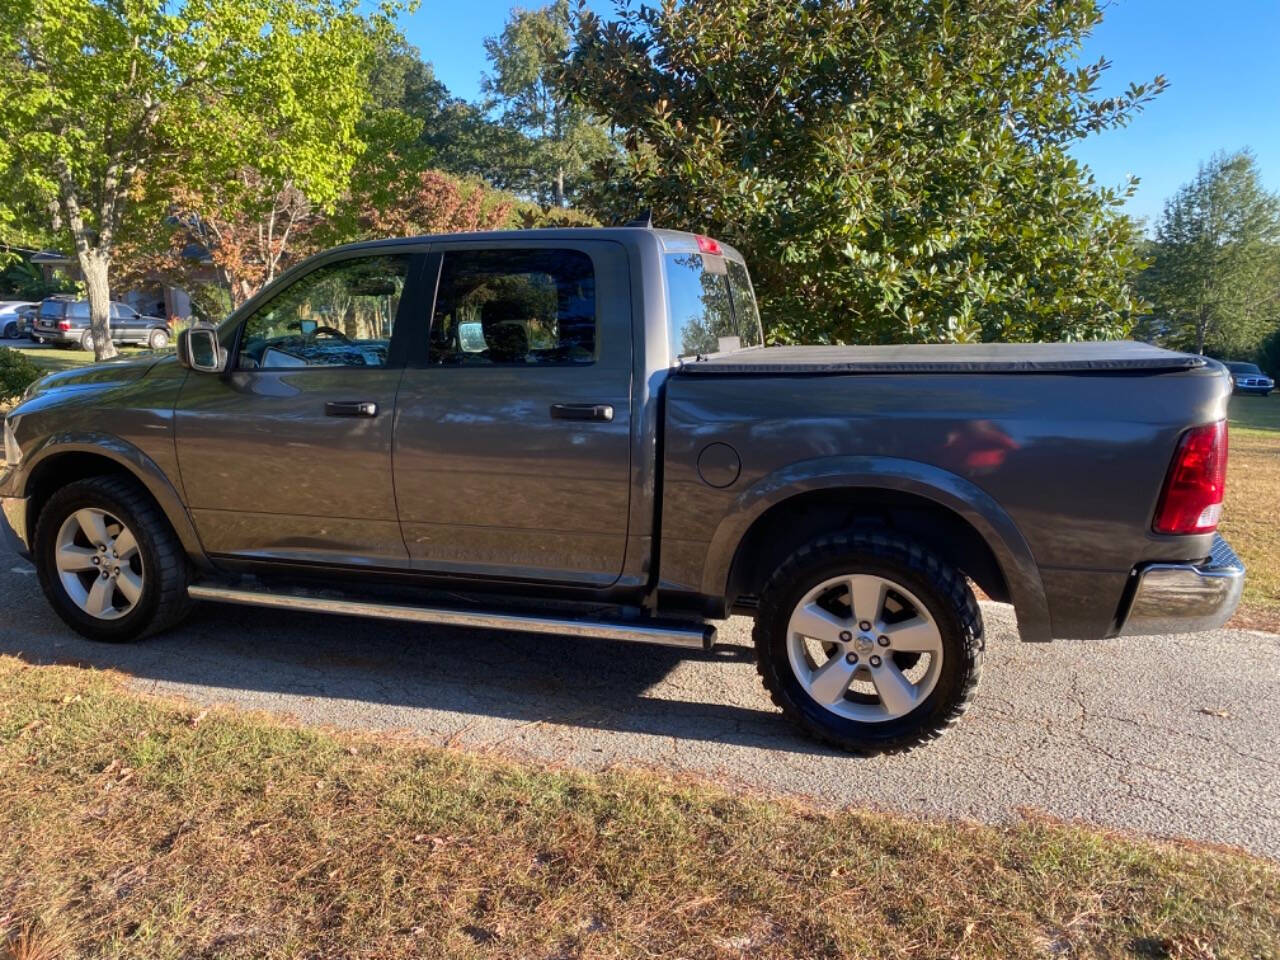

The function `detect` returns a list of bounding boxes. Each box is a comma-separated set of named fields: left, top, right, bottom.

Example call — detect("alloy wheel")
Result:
left=785, top=572, right=943, bottom=722
left=54, top=508, right=145, bottom=620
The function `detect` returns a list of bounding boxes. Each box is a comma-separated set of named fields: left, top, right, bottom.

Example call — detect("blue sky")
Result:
left=399, top=0, right=1279, bottom=228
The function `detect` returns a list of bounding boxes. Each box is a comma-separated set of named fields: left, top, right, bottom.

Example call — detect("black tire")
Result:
left=2, top=321, right=15, bottom=339
left=148, top=327, right=169, bottom=350
left=80, top=330, right=95, bottom=352
left=33, top=475, right=192, bottom=643
left=753, top=531, right=983, bottom=753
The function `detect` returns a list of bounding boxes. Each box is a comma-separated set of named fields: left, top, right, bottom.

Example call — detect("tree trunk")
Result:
left=1196, top=307, right=1208, bottom=355
left=555, top=167, right=564, bottom=208
left=78, top=249, right=118, bottom=361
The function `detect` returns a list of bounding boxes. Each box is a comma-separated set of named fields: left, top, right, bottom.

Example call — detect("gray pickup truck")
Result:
left=0, top=227, right=1244, bottom=752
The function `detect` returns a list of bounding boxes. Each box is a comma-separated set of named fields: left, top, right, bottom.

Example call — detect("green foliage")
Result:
left=565, top=0, right=1163, bottom=344
left=0, top=0, right=399, bottom=357
left=484, top=0, right=613, bottom=206
left=0, top=256, right=73, bottom=300
left=0, top=347, right=42, bottom=399
left=1137, top=151, right=1280, bottom=357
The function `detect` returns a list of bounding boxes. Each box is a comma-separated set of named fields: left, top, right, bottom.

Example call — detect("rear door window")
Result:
left=428, top=249, right=596, bottom=365
left=67, top=302, right=90, bottom=320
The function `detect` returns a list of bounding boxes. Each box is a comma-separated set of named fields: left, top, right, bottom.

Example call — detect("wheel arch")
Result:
left=707, top=457, right=1052, bottom=642
left=20, top=437, right=210, bottom=571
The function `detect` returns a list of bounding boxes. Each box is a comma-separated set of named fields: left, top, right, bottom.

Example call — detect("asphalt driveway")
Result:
left=2, top=552, right=1277, bottom=858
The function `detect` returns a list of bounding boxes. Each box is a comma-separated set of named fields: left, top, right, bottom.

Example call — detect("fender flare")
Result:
left=702, top=455, right=1052, bottom=642
left=19, top=432, right=211, bottom=571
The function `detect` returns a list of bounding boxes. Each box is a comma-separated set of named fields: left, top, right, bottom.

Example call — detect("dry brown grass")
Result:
left=0, top=655, right=1276, bottom=959
left=1222, top=394, right=1280, bottom=631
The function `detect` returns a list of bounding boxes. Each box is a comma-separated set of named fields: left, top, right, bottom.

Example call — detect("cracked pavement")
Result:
left=2, top=554, right=1277, bottom=858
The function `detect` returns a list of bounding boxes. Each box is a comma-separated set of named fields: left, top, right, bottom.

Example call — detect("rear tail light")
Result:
left=1153, top=420, right=1228, bottom=534
left=57, top=320, right=71, bottom=331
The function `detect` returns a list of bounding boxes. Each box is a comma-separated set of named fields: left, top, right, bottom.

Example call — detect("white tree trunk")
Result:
left=78, top=250, right=118, bottom=361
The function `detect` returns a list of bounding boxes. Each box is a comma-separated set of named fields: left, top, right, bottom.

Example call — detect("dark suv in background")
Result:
left=31, top=297, right=171, bottom=351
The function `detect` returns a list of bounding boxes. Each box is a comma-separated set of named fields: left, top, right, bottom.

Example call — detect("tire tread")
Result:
left=752, top=530, right=983, bottom=754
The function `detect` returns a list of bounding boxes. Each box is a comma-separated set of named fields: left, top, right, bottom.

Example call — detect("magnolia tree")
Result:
left=566, top=0, right=1165, bottom=345
left=0, top=0, right=392, bottom=359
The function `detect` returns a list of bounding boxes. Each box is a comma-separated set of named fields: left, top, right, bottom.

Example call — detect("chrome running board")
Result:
left=188, top=584, right=715, bottom=650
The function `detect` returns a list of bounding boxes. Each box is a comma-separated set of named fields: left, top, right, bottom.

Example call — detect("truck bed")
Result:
left=677, top=341, right=1205, bottom=375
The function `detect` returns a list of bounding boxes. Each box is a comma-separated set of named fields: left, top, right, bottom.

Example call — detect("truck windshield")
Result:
left=665, top=253, right=763, bottom=360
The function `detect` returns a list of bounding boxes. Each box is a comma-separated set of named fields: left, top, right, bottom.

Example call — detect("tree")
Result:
left=1138, top=151, right=1280, bottom=356
left=0, top=0, right=391, bottom=359
left=484, top=0, right=612, bottom=206
left=565, top=0, right=1164, bottom=345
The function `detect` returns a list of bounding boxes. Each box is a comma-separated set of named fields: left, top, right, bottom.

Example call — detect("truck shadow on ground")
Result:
left=2, top=592, right=845, bottom=758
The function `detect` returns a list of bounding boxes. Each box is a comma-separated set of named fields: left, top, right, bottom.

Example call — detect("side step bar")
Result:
left=188, top=584, right=716, bottom=651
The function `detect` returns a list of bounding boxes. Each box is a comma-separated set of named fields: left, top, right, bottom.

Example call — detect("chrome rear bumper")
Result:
left=1118, top=535, right=1245, bottom=636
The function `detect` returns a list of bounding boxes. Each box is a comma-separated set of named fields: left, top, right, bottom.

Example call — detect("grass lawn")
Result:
left=0, top=656, right=1276, bottom=959
left=1222, top=392, right=1280, bottom=630
left=4, top=339, right=144, bottom=375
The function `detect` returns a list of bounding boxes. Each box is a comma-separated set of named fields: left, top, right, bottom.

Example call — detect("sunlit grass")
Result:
left=0, top=656, right=1275, bottom=958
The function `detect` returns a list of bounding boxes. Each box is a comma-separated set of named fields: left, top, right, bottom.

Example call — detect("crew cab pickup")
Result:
left=0, top=227, right=1244, bottom=752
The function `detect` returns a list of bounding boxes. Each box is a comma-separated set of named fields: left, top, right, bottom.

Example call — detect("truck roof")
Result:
left=321, top=226, right=748, bottom=264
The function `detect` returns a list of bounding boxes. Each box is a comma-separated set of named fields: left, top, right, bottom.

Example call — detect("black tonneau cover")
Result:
left=677, top=341, right=1205, bottom=375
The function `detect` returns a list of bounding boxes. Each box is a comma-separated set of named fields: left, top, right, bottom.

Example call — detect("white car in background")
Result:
left=0, top=301, right=37, bottom=340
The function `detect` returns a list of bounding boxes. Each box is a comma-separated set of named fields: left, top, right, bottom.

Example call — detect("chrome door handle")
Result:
left=324, top=400, right=379, bottom=418
left=550, top=403, right=613, bottom=422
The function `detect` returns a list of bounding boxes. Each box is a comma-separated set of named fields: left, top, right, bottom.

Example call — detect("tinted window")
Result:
left=237, top=255, right=409, bottom=370
left=664, top=253, right=762, bottom=360
left=39, top=301, right=61, bottom=318
left=429, top=249, right=595, bottom=365
left=67, top=301, right=90, bottom=319
left=111, top=304, right=137, bottom=320
left=1226, top=362, right=1261, bottom=374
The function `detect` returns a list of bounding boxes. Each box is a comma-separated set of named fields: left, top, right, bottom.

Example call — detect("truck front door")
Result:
left=392, top=241, right=633, bottom=587
left=174, top=251, right=423, bottom=569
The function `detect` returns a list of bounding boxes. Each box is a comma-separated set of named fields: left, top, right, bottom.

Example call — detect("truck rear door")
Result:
left=392, top=239, right=633, bottom=587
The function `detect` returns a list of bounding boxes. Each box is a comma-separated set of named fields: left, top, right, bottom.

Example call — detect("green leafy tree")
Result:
left=0, top=0, right=393, bottom=358
left=565, top=0, right=1163, bottom=345
left=484, top=0, right=612, bottom=206
left=1138, top=151, right=1280, bottom=356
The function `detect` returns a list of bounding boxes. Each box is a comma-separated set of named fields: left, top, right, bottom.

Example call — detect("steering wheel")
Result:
left=306, top=325, right=351, bottom=342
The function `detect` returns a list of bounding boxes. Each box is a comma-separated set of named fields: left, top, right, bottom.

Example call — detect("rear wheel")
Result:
left=753, top=531, right=983, bottom=753
left=34, top=476, right=192, bottom=643
left=79, top=330, right=95, bottom=352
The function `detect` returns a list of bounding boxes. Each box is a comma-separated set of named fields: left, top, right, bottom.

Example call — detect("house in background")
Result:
left=29, top=249, right=209, bottom=320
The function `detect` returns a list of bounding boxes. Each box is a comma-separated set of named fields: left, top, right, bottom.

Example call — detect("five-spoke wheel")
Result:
left=34, top=475, right=191, bottom=642
left=54, top=507, right=145, bottom=620
left=754, top=532, right=983, bottom=753
left=786, top=573, right=944, bottom=723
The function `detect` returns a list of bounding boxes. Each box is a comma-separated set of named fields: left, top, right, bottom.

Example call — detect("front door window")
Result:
left=238, top=255, right=410, bottom=370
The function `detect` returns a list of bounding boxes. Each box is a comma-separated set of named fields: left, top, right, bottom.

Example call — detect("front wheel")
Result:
left=148, top=328, right=169, bottom=350
left=2, top=321, right=16, bottom=339
left=753, top=532, right=983, bottom=753
left=34, top=476, right=192, bottom=643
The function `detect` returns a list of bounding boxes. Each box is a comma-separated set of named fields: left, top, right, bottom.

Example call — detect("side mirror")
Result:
left=177, top=326, right=226, bottom=373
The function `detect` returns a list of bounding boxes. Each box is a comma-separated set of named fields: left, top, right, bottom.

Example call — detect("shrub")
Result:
left=0, top=347, right=43, bottom=402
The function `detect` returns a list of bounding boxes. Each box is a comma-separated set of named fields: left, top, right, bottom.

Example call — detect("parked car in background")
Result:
left=1224, top=361, right=1274, bottom=396
left=0, top=301, right=36, bottom=340
left=30, top=297, right=171, bottom=351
